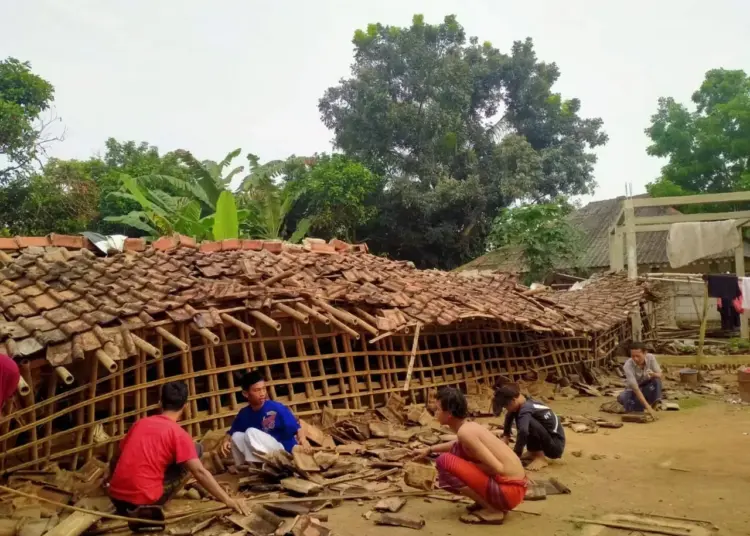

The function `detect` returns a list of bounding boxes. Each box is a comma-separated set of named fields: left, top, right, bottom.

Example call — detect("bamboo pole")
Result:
left=697, top=282, right=709, bottom=365
left=327, top=314, right=360, bottom=340
left=249, top=310, right=281, bottom=332
left=402, top=324, right=422, bottom=391
left=17, top=376, right=30, bottom=397
left=220, top=313, right=257, bottom=336
left=55, top=366, right=74, bottom=385
left=190, top=324, right=220, bottom=345
left=130, top=334, right=161, bottom=358
left=19, top=361, right=38, bottom=466
left=261, top=269, right=296, bottom=286
left=276, top=303, right=309, bottom=324
left=296, top=303, right=329, bottom=325
left=95, top=350, right=117, bottom=373
left=155, top=327, right=189, bottom=351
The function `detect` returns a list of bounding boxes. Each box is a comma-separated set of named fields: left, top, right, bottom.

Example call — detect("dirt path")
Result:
left=326, top=397, right=750, bottom=535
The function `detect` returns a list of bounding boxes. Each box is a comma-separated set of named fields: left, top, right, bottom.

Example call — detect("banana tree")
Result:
left=240, top=174, right=309, bottom=242
left=174, top=149, right=245, bottom=209
left=105, top=175, right=243, bottom=240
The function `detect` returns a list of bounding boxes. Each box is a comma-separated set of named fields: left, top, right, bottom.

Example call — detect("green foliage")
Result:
left=212, top=191, right=239, bottom=240
left=93, top=139, right=191, bottom=234
left=290, top=154, right=381, bottom=242
left=488, top=199, right=581, bottom=284
left=646, top=69, right=750, bottom=200
left=0, top=57, right=55, bottom=179
left=319, top=14, right=606, bottom=268
left=0, top=159, right=99, bottom=235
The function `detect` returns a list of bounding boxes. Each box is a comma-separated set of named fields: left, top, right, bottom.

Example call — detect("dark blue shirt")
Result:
left=228, top=400, right=300, bottom=452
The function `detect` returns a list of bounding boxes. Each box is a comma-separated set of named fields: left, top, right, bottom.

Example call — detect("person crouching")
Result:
left=493, top=382, right=565, bottom=471
left=414, top=387, right=527, bottom=524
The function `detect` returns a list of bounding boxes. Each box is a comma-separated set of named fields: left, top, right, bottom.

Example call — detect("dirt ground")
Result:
left=326, top=395, right=750, bottom=535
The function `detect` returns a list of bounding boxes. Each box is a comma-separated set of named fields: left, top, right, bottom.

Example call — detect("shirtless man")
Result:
left=414, top=387, right=527, bottom=524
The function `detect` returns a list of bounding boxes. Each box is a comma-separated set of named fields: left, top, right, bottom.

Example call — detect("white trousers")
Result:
left=231, top=428, right=285, bottom=465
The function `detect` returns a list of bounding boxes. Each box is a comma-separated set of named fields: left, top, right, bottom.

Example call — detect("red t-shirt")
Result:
left=109, top=415, right=197, bottom=505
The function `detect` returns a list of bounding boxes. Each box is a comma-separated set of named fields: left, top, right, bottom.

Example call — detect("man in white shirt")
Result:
left=617, top=342, right=662, bottom=418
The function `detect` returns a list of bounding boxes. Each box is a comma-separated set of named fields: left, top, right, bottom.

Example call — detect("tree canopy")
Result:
left=320, top=14, right=607, bottom=268
left=488, top=198, right=581, bottom=285
left=646, top=69, right=750, bottom=199
left=0, top=58, right=55, bottom=180
left=0, top=17, right=609, bottom=273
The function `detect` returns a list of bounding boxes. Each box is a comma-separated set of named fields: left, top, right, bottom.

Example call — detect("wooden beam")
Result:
left=632, top=190, right=750, bottom=208
left=635, top=210, right=750, bottom=226
left=615, top=222, right=750, bottom=234
left=624, top=198, right=642, bottom=341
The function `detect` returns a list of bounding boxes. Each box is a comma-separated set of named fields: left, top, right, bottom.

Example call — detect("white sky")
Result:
left=2, top=0, right=749, bottom=202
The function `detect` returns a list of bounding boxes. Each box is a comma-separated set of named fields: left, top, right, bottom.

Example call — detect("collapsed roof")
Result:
left=0, top=234, right=654, bottom=368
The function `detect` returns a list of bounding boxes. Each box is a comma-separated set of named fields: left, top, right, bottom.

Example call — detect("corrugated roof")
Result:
left=0, top=234, right=652, bottom=368
left=459, top=195, right=750, bottom=273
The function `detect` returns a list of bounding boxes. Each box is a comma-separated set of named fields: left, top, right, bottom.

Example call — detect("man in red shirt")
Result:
left=108, top=381, right=246, bottom=517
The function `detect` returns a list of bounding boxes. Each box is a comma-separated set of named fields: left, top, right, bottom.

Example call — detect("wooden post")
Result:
left=697, top=282, right=709, bottom=365
left=735, top=244, right=748, bottom=339
left=624, top=198, right=642, bottom=341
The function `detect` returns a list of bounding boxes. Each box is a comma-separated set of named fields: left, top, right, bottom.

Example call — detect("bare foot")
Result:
left=525, top=456, right=549, bottom=472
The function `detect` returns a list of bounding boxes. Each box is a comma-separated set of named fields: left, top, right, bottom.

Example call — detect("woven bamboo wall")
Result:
left=0, top=311, right=627, bottom=473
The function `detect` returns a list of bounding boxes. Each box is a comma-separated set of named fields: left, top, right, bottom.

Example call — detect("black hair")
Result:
left=492, top=382, right=521, bottom=416
left=161, top=381, right=188, bottom=412
left=436, top=387, right=468, bottom=419
left=241, top=370, right=264, bottom=391
left=629, top=341, right=646, bottom=352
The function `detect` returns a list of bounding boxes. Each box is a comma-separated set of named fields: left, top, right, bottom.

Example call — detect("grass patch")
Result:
left=677, top=397, right=707, bottom=410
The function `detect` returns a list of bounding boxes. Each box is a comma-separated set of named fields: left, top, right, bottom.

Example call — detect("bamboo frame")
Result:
left=0, top=302, right=642, bottom=473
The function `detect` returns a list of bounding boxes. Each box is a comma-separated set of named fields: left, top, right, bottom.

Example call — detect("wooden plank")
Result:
left=632, top=190, right=750, bottom=208
left=635, top=209, right=750, bottom=226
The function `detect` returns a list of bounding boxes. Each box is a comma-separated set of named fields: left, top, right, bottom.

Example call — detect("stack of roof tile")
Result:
left=0, top=235, right=653, bottom=368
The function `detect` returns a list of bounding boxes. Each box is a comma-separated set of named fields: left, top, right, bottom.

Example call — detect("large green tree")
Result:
left=0, top=58, right=56, bottom=180
left=319, top=15, right=606, bottom=268
left=646, top=69, right=750, bottom=199
left=285, top=154, right=381, bottom=242
left=0, top=159, right=99, bottom=235
left=488, top=198, right=581, bottom=284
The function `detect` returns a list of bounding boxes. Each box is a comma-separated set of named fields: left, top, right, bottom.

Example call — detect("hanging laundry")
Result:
left=741, top=277, right=750, bottom=310
left=717, top=298, right=742, bottom=330
left=705, top=274, right=741, bottom=299
left=667, top=220, right=741, bottom=268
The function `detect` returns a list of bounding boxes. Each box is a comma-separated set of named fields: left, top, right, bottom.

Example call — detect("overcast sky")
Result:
left=2, top=0, right=749, bottom=202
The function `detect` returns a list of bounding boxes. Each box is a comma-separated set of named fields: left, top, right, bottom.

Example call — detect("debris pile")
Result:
left=0, top=392, right=511, bottom=535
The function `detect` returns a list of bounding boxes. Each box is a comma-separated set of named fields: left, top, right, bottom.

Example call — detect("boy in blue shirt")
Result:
left=220, top=371, right=311, bottom=463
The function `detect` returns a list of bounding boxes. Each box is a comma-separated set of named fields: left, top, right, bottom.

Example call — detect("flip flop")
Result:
left=460, top=510, right=505, bottom=525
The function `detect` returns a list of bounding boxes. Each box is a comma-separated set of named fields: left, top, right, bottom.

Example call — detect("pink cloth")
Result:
left=0, top=355, right=19, bottom=409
